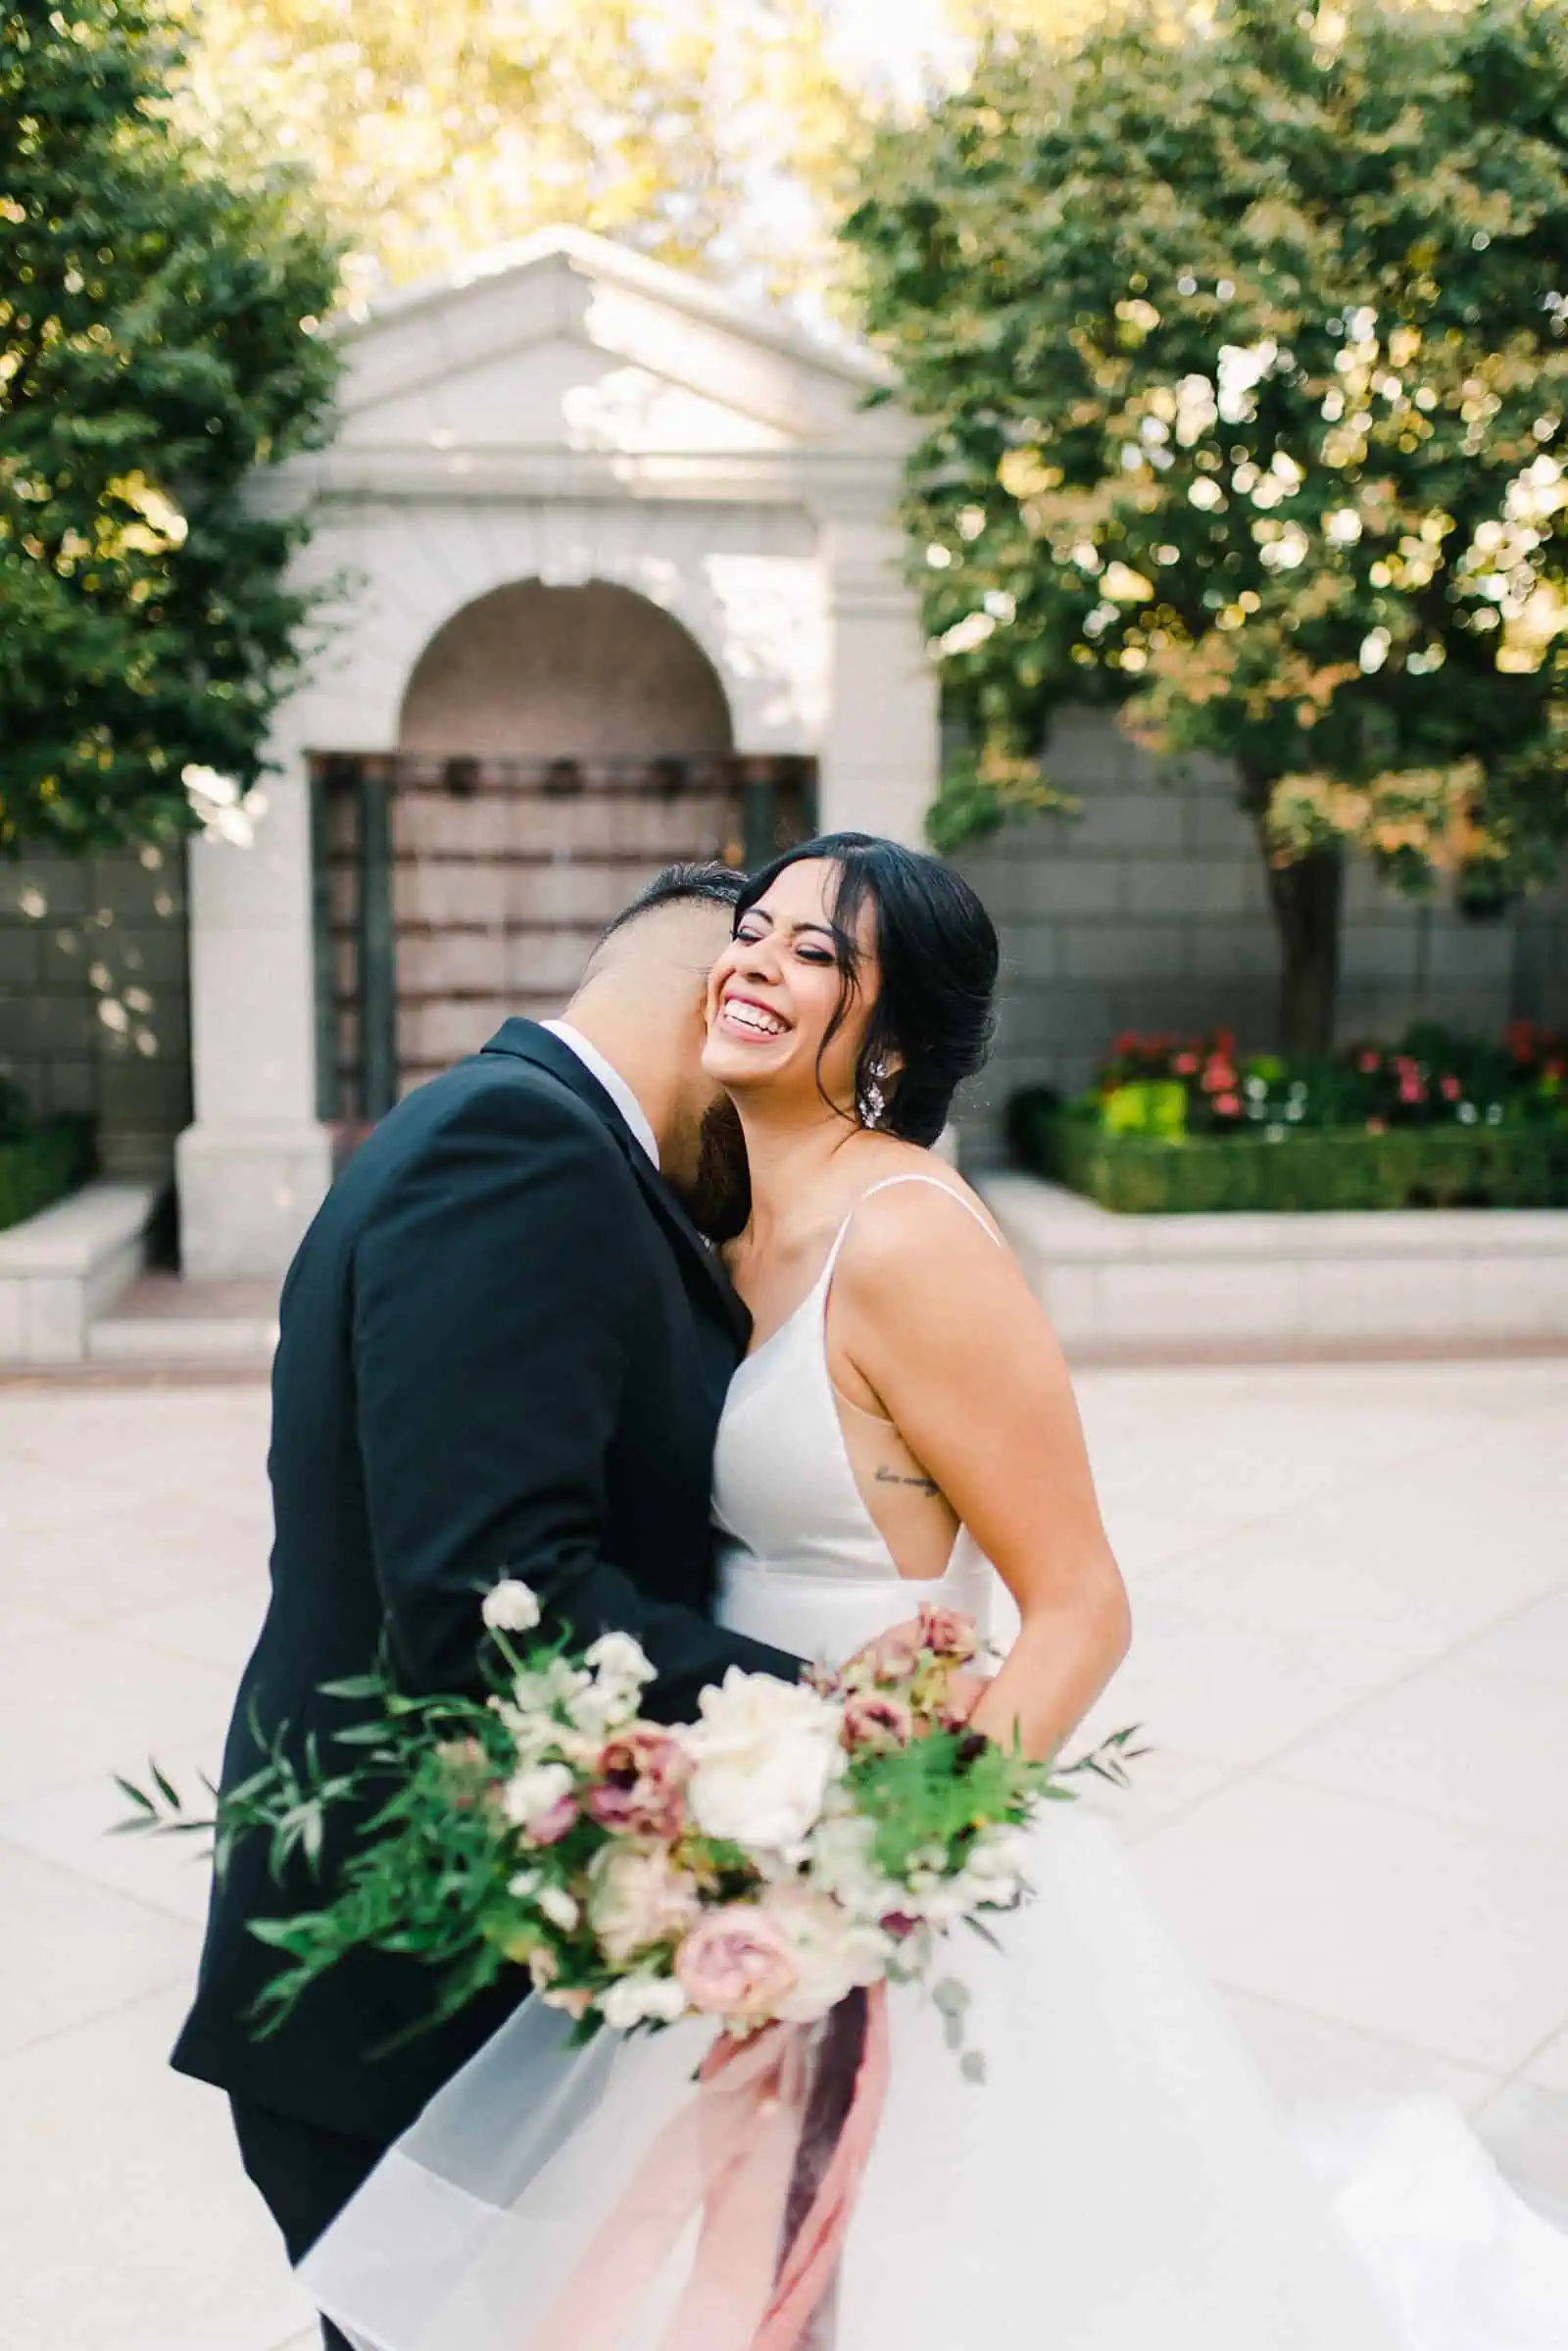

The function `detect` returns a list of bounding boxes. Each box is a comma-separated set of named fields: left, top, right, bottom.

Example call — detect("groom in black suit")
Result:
left=172, top=862, right=798, bottom=2347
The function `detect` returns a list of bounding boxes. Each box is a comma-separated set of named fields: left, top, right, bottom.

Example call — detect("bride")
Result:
left=306, top=833, right=1566, bottom=2351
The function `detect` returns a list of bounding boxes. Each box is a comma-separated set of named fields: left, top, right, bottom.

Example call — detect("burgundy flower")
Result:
left=842, top=1691, right=914, bottom=1754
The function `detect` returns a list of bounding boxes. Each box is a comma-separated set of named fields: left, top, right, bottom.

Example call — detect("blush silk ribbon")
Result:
left=530, top=1984, right=891, bottom=2351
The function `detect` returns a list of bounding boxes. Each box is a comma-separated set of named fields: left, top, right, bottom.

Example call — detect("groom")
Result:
left=172, top=861, right=801, bottom=2344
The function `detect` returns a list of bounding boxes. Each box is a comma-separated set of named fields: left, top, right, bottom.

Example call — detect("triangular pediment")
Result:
left=335, top=226, right=901, bottom=457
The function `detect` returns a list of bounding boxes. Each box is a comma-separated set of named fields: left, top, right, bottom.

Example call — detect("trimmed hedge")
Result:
left=1015, top=1100, right=1568, bottom=1215
left=0, top=1119, right=95, bottom=1235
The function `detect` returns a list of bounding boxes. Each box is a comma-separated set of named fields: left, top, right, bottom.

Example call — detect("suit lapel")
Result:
left=479, top=1020, right=752, bottom=1351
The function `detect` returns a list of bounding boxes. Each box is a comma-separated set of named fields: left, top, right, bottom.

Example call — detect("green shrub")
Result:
left=1015, top=1102, right=1568, bottom=1215
left=0, top=1120, right=95, bottom=1234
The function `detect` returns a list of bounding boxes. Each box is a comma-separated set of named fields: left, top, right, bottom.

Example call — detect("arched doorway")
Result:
left=312, top=581, right=814, bottom=1121
left=399, top=579, right=735, bottom=759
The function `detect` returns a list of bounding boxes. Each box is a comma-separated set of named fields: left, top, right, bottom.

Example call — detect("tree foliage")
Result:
left=0, top=0, right=342, bottom=854
left=172, top=0, right=869, bottom=311
left=844, top=0, right=1568, bottom=1047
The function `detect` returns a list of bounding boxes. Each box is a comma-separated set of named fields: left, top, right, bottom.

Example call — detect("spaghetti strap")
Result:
left=819, top=1172, right=1002, bottom=1288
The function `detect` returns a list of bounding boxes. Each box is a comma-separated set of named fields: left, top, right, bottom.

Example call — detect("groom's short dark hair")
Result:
left=597, top=861, right=747, bottom=950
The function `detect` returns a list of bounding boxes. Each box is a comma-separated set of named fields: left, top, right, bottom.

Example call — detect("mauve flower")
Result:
left=917, top=1603, right=978, bottom=1663
left=675, top=1905, right=799, bottom=2022
left=842, top=1691, right=914, bottom=1754
left=859, top=1623, right=926, bottom=1682
left=1215, top=1092, right=1242, bottom=1116
left=587, top=1728, right=691, bottom=1837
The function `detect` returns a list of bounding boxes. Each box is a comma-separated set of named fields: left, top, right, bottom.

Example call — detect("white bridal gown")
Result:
left=307, top=1177, right=1568, bottom=2351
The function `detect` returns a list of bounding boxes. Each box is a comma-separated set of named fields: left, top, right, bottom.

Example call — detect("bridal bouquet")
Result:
left=123, top=1581, right=1137, bottom=2067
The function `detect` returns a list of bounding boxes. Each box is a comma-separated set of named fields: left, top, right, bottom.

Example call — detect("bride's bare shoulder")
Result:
left=839, top=1144, right=1004, bottom=1265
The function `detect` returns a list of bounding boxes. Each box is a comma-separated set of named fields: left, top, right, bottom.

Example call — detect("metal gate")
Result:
left=310, top=751, right=817, bottom=1126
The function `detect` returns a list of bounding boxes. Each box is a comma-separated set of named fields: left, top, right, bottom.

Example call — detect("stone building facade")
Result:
left=3, top=227, right=1563, bottom=1251
left=0, top=848, right=190, bottom=1180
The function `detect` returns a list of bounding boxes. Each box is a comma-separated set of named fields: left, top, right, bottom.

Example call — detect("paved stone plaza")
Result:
left=2, top=1358, right=1566, bottom=2349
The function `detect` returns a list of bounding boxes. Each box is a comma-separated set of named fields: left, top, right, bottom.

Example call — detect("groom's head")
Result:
left=565, top=863, right=751, bottom=1238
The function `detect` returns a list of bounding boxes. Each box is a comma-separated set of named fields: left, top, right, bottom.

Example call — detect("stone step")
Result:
left=87, top=1271, right=279, bottom=1370
left=0, top=1180, right=161, bottom=1365
left=982, top=1175, right=1568, bottom=1358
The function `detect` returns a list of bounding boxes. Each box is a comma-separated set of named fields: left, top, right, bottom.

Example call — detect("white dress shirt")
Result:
left=541, top=1019, right=661, bottom=1169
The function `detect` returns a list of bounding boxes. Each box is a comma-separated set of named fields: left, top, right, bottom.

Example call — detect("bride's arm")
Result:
left=835, top=1184, right=1131, bottom=1761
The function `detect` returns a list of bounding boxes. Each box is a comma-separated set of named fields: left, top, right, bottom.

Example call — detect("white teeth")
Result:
left=724, top=1001, right=786, bottom=1039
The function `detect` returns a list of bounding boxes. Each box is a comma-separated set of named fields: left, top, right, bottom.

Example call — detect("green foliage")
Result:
left=1101, top=1078, right=1188, bottom=1141
left=1027, top=1112, right=1568, bottom=1211
left=0, top=0, right=343, bottom=854
left=848, top=1727, right=1046, bottom=1884
left=844, top=0, right=1568, bottom=902
left=0, top=1074, right=94, bottom=1228
left=173, top=0, right=871, bottom=312
left=924, top=739, right=1079, bottom=854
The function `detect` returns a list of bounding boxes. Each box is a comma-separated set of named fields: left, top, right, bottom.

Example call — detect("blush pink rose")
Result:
left=587, top=1728, right=691, bottom=1838
left=675, top=1905, right=799, bottom=2023
left=842, top=1691, right=914, bottom=1754
left=917, top=1603, right=978, bottom=1663
left=523, top=1793, right=579, bottom=1847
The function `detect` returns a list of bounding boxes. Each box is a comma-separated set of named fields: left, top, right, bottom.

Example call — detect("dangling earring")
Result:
left=859, top=1056, right=890, bottom=1130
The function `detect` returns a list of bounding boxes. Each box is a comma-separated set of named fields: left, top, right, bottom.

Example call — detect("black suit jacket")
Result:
left=172, top=1021, right=797, bottom=2141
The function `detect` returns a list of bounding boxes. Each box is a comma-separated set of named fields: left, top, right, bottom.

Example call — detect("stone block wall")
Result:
left=0, top=846, right=191, bottom=1181
left=952, top=707, right=1568, bottom=1162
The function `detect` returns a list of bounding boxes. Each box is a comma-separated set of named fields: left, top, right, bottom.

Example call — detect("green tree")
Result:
left=846, top=0, right=1568, bottom=1051
left=173, top=0, right=868, bottom=312
left=1, top=0, right=342, bottom=854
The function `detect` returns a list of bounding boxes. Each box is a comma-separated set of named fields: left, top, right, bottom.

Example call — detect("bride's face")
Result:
left=702, top=857, right=877, bottom=1120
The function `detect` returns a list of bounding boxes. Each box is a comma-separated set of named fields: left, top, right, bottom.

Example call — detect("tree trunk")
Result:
left=1257, top=832, right=1344, bottom=1058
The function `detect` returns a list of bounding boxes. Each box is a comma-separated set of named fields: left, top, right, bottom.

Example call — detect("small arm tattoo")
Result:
left=875, top=1465, right=941, bottom=1497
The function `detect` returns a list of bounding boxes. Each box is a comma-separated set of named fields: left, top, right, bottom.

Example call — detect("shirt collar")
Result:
left=541, top=1019, right=661, bottom=1170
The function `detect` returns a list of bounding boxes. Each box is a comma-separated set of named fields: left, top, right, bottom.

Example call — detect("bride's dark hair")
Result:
left=734, top=832, right=999, bottom=1149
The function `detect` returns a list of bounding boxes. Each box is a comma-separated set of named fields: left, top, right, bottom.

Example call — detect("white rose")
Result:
left=597, top=1971, right=691, bottom=2031
left=537, top=1885, right=580, bottom=1933
left=683, top=1670, right=845, bottom=1855
left=762, top=1883, right=891, bottom=2025
left=502, top=1762, right=574, bottom=1831
left=584, top=1632, right=656, bottom=1688
left=482, top=1579, right=541, bottom=1635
